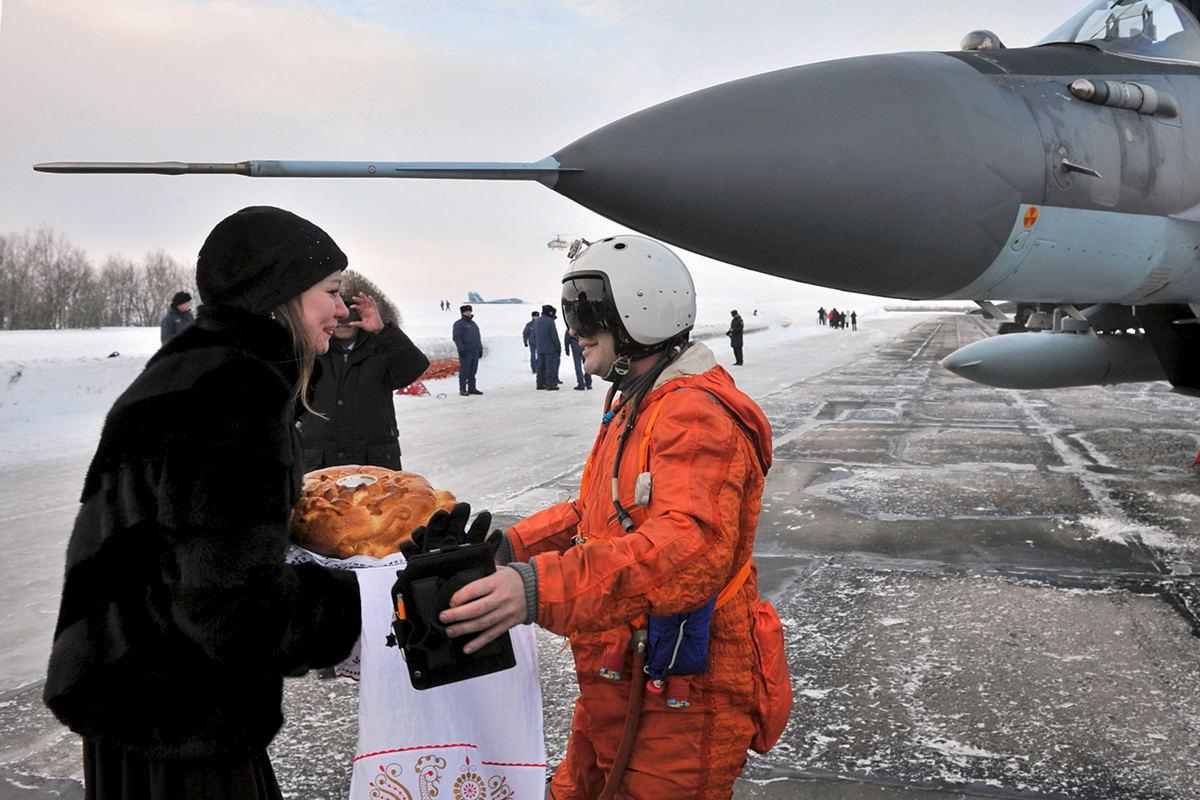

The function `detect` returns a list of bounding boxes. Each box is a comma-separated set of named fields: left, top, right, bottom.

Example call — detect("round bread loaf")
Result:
left=292, top=465, right=457, bottom=558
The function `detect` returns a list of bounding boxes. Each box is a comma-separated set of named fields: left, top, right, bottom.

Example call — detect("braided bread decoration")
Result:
left=291, top=466, right=457, bottom=558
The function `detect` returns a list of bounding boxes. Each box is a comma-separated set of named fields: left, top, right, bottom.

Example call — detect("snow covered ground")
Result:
left=0, top=301, right=902, bottom=691
left=5, top=308, right=1200, bottom=800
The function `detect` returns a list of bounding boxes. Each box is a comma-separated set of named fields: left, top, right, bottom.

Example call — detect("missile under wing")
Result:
left=33, top=0, right=1200, bottom=393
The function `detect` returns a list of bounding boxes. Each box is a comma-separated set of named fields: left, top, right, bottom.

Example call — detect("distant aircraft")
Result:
left=33, top=0, right=1200, bottom=393
left=466, top=291, right=525, bottom=305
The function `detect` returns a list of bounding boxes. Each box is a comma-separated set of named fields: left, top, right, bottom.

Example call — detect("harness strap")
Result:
left=637, top=398, right=670, bottom=472
left=715, top=559, right=753, bottom=610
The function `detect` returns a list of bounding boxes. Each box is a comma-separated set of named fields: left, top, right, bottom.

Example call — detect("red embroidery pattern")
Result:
left=358, top=747, right=538, bottom=799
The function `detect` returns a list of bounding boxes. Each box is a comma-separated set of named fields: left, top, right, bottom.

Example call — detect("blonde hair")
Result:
left=271, top=297, right=320, bottom=415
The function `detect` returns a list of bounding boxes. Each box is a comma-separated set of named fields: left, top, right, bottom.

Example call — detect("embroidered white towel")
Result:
left=288, top=547, right=546, bottom=799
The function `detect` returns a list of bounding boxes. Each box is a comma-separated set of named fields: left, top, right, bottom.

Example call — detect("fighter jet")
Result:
left=33, top=0, right=1200, bottom=394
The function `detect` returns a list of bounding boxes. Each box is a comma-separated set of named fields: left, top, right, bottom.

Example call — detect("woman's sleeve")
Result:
left=156, top=403, right=361, bottom=675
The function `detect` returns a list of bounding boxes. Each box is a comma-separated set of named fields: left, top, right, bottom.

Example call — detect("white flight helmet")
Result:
left=560, top=235, right=696, bottom=359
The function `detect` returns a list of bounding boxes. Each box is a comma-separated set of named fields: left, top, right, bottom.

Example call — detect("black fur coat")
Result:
left=44, top=305, right=361, bottom=759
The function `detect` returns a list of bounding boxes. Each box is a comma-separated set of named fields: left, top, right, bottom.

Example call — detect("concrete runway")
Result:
left=3, top=314, right=1199, bottom=799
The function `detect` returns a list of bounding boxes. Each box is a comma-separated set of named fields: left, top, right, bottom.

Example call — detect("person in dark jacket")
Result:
left=44, top=206, right=363, bottom=800
left=159, top=291, right=194, bottom=344
left=523, top=311, right=540, bottom=374
left=302, top=281, right=429, bottom=472
left=453, top=304, right=483, bottom=395
left=564, top=327, right=592, bottom=390
left=727, top=309, right=745, bottom=365
left=533, top=303, right=561, bottom=390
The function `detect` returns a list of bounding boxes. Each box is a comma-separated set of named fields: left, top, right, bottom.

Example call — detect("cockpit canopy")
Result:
left=1040, top=0, right=1200, bottom=64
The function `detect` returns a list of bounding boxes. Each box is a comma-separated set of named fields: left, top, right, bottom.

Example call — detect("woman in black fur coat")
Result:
left=44, top=207, right=363, bottom=799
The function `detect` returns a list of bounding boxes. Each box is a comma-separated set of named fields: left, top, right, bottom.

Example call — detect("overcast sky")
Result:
left=0, top=0, right=1074, bottom=310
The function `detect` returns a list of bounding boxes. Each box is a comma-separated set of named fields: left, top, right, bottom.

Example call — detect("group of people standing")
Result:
left=57, top=209, right=787, bottom=800
left=817, top=305, right=857, bottom=330
left=451, top=300, right=597, bottom=397
left=523, top=306, right=594, bottom=391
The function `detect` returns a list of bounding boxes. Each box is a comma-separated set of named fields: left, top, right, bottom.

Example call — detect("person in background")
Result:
left=523, top=310, right=540, bottom=375
left=302, top=274, right=429, bottom=472
left=534, top=303, right=561, bottom=390
left=850, top=310, right=858, bottom=331
left=159, top=291, right=194, bottom=344
left=453, top=304, right=483, bottom=396
left=44, top=206, right=362, bottom=800
left=817, top=306, right=826, bottom=326
left=564, top=327, right=592, bottom=390
left=727, top=308, right=745, bottom=365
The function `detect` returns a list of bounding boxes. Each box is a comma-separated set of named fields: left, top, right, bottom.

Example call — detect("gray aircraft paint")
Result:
left=943, top=204, right=1200, bottom=303
left=550, top=44, right=1200, bottom=302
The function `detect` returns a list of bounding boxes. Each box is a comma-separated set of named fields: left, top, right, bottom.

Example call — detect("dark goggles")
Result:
left=561, top=274, right=616, bottom=339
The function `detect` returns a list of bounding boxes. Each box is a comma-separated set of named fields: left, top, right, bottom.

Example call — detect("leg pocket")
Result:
left=618, top=704, right=709, bottom=798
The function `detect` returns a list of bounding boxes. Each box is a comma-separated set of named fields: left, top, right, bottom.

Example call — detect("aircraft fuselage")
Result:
left=551, top=45, right=1200, bottom=305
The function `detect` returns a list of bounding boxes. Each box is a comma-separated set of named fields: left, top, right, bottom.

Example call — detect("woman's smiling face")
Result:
left=298, top=272, right=348, bottom=354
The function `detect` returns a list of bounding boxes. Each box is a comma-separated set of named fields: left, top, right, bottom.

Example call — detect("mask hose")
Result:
left=608, top=345, right=682, bottom=531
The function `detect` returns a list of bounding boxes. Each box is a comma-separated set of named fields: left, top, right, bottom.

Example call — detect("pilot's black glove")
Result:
left=400, top=503, right=493, bottom=559
left=390, top=502, right=494, bottom=646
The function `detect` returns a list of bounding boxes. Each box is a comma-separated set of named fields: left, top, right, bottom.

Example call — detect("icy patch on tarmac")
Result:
left=1079, top=515, right=1183, bottom=552
left=806, top=466, right=1092, bottom=520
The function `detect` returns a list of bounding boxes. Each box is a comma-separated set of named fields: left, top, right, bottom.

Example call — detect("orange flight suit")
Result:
left=508, top=343, right=773, bottom=800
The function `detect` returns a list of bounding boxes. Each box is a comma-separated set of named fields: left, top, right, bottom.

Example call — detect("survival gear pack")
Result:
left=385, top=505, right=516, bottom=690
left=589, top=384, right=793, bottom=752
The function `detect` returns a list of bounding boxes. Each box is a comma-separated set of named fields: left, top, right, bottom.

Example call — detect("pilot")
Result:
left=437, top=236, right=789, bottom=799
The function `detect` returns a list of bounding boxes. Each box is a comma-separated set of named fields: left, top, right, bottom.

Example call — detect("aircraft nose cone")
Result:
left=553, top=52, right=1042, bottom=299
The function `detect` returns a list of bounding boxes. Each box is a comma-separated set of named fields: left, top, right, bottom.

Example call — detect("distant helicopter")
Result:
left=34, top=0, right=1200, bottom=393
left=546, top=235, right=570, bottom=252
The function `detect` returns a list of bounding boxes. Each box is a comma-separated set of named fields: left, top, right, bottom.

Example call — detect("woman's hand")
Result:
left=439, top=566, right=527, bottom=654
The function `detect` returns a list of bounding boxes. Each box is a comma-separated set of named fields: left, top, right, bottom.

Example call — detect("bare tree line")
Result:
left=0, top=227, right=195, bottom=330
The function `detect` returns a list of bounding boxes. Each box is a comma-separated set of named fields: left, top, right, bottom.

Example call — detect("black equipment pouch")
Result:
left=386, top=542, right=516, bottom=690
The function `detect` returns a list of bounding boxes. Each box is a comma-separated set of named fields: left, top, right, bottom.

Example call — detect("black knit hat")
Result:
left=196, top=206, right=347, bottom=314
left=170, top=291, right=192, bottom=308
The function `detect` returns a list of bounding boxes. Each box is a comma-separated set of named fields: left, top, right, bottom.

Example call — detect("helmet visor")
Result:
left=561, top=275, right=615, bottom=338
